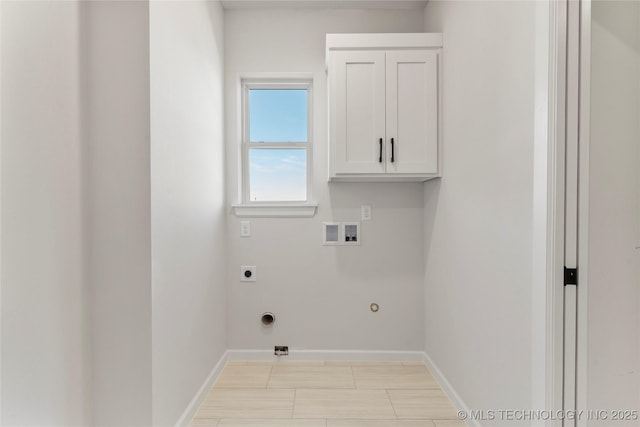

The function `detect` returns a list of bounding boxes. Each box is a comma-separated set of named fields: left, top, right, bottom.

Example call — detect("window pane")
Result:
left=249, top=148, right=307, bottom=201
left=249, top=89, right=308, bottom=142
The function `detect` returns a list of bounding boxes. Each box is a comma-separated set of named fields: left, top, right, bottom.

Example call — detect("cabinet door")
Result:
left=385, top=50, right=439, bottom=175
left=330, top=50, right=386, bottom=174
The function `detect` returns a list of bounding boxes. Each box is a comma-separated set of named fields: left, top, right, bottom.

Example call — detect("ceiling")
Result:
left=221, top=0, right=429, bottom=10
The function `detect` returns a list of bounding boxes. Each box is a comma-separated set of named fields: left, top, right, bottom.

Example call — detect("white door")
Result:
left=385, top=50, right=438, bottom=175
left=330, top=50, right=386, bottom=174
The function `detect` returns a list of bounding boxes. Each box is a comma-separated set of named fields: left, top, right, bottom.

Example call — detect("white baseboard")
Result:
left=226, top=348, right=426, bottom=362
left=175, top=350, right=229, bottom=427
left=422, top=351, right=480, bottom=427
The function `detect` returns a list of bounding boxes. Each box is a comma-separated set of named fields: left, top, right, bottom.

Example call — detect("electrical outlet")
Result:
left=361, top=205, right=372, bottom=221
left=240, top=221, right=251, bottom=237
left=274, top=345, right=289, bottom=356
left=240, top=266, right=256, bottom=282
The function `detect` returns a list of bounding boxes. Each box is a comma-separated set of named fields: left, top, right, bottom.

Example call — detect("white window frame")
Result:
left=233, top=77, right=317, bottom=217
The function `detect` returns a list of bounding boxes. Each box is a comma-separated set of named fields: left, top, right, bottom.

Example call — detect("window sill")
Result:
left=232, top=202, right=318, bottom=218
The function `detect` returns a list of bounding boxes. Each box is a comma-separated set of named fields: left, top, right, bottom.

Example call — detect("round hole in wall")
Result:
left=370, top=303, right=380, bottom=313
left=261, top=312, right=275, bottom=326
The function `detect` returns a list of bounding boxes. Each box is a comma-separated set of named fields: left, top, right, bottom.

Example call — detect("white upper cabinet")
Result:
left=331, top=50, right=386, bottom=175
left=327, top=33, right=442, bottom=181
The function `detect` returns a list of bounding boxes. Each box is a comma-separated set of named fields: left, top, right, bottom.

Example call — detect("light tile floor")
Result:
left=190, top=361, right=467, bottom=427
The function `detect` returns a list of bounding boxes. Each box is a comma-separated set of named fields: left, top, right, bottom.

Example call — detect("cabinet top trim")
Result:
left=326, top=33, right=443, bottom=51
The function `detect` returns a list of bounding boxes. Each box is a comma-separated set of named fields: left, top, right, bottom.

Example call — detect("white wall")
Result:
left=423, top=1, right=536, bottom=424
left=150, top=1, right=227, bottom=426
left=587, top=1, right=640, bottom=423
left=225, top=9, right=426, bottom=351
left=1, top=2, right=91, bottom=425
left=3, top=1, right=228, bottom=425
left=83, top=2, right=153, bottom=425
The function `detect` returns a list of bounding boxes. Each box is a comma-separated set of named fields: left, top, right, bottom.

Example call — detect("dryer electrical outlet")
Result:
left=240, top=266, right=256, bottom=282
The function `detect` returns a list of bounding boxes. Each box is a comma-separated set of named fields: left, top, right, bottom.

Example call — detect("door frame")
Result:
left=543, top=1, right=591, bottom=425
left=0, top=1, right=3, bottom=422
left=576, top=1, right=591, bottom=425
left=540, top=0, right=568, bottom=425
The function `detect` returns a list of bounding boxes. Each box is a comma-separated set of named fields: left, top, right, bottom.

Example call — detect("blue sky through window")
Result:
left=249, top=149, right=306, bottom=201
left=249, top=89, right=307, bottom=142
left=247, top=87, right=309, bottom=201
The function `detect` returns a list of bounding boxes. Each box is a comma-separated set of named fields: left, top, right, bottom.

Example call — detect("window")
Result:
left=241, top=79, right=313, bottom=206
